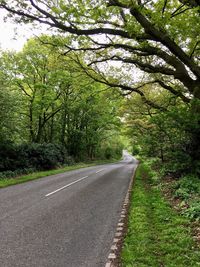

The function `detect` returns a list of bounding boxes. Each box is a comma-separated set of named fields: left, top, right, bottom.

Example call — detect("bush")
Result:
left=174, top=188, right=191, bottom=200
left=0, top=168, right=36, bottom=180
left=174, top=175, right=200, bottom=193
left=173, top=175, right=200, bottom=200
left=183, top=201, right=200, bottom=221
left=20, top=143, right=64, bottom=170
left=0, top=142, right=69, bottom=175
left=0, top=142, right=18, bottom=171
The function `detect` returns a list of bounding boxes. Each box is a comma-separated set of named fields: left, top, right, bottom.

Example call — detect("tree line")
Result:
left=0, top=37, right=123, bottom=177
left=0, top=0, right=199, bottom=177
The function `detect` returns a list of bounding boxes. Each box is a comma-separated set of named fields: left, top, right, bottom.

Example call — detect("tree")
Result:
left=0, top=51, right=21, bottom=142
left=121, top=87, right=200, bottom=173
left=0, top=0, right=199, bottom=100
left=12, top=38, right=70, bottom=142
left=0, top=36, right=123, bottom=162
left=0, top=0, right=199, bottom=168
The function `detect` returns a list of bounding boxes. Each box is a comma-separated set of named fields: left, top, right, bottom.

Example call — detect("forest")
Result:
left=0, top=0, right=199, bottom=178
left=0, top=37, right=124, bottom=177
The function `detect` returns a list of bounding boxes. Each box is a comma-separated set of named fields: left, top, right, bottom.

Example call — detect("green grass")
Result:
left=121, top=163, right=200, bottom=267
left=0, top=159, right=118, bottom=188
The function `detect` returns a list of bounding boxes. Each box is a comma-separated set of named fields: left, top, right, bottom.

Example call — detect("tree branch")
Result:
left=171, top=7, right=193, bottom=18
left=0, top=2, right=132, bottom=39
left=130, top=6, right=200, bottom=79
left=190, top=41, right=200, bottom=58
left=89, top=55, right=176, bottom=76
left=73, top=56, right=167, bottom=110
left=162, top=0, right=168, bottom=14
left=154, top=80, right=190, bottom=103
left=16, top=81, right=31, bottom=97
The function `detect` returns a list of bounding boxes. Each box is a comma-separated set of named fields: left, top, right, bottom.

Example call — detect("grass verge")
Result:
left=0, top=158, right=118, bottom=188
left=121, top=163, right=200, bottom=267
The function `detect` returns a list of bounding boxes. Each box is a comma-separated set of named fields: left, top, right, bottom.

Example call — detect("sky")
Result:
left=0, top=12, right=27, bottom=51
left=0, top=11, right=46, bottom=51
left=0, top=10, right=142, bottom=81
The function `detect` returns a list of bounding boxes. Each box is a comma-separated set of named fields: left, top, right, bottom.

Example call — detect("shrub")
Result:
left=174, top=188, right=190, bottom=200
left=0, top=168, right=36, bottom=179
left=0, top=142, right=17, bottom=171
left=183, top=201, right=200, bottom=221
left=24, top=143, right=63, bottom=170
left=174, top=175, right=200, bottom=194
left=0, top=142, right=69, bottom=175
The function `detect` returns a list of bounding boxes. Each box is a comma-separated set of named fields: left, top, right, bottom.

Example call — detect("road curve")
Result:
left=0, top=153, right=137, bottom=267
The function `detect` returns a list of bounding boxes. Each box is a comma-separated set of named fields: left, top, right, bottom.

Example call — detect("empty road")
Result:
left=0, top=153, right=137, bottom=267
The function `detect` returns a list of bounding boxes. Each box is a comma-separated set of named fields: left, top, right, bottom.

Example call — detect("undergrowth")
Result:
left=0, top=158, right=118, bottom=188
left=171, top=175, right=200, bottom=221
left=121, top=163, right=200, bottom=267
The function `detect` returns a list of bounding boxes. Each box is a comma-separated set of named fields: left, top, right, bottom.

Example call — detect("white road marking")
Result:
left=45, top=176, right=89, bottom=197
left=96, top=168, right=106, bottom=174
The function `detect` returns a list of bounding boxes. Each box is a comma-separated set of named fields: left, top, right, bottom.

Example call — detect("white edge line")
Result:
left=45, top=176, right=89, bottom=197
left=96, top=168, right=106, bottom=174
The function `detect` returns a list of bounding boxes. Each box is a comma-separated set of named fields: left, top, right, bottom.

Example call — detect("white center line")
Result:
left=45, top=176, right=89, bottom=197
left=96, top=168, right=106, bottom=174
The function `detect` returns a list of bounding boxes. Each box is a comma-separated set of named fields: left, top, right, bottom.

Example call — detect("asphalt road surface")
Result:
left=0, top=153, right=137, bottom=267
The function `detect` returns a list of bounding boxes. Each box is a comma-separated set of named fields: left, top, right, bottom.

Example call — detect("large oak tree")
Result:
left=0, top=0, right=199, bottom=100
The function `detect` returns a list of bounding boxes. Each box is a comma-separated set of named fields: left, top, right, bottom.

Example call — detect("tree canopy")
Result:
left=0, top=0, right=200, bottom=175
left=0, top=36, right=123, bottom=176
left=0, top=0, right=199, bottom=103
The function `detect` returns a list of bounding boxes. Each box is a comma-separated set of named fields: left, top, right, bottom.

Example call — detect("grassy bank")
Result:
left=121, top=163, right=200, bottom=267
left=0, top=158, right=119, bottom=188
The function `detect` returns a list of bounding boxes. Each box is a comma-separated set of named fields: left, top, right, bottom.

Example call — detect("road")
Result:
left=0, top=153, right=137, bottom=267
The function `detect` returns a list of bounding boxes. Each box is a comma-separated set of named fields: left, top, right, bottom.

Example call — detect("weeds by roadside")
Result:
left=121, top=162, right=200, bottom=267
left=0, top=158, right=119, bottom=188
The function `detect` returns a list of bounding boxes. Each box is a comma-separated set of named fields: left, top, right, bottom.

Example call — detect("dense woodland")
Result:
left=0, top=38, right=123, bottom=176
left=0, top=0, right=199, bottom=179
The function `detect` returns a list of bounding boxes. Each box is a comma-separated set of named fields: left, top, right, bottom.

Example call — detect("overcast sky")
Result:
left=0, top=12, right=26, bottom=51
left=0, top=11, right=47, bottom=51
left=0, top=11, right=142, bottom=81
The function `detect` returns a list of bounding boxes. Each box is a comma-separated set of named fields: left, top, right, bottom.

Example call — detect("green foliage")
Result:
left=0, top=52, right=21, bottom=141
left=183, top=201, right=200, bottom=221
left=104, top=147, right=113, bottom=159
left=0, top=0, right=200, bottom=179
left=174, top=188, right=191, bottom=200
left=0, top=37, right=123, bottom=168
left=174, top=175, right=200, bottom=195
left=103, top=145, right=122, bottom=160
left=171, top=174, right=200, bottom=220
left=132, top=145, right=140, bottom=155
left=0, top=160, right=117, bottom=188
left=95, top=133, right=124, bottom=160
left=121, top=163, right=200, bottom=266
left=123, top=94, right=200, bottom=175
left=0, top=142, right=68, bottom=175
left=0, top=168, right=36, bottom=179
left=139, top=159, right=159, bottom=184
left=17, top=143, right=65, bottom=170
